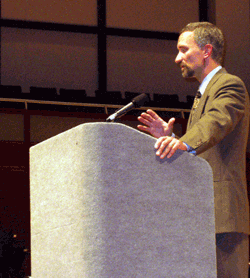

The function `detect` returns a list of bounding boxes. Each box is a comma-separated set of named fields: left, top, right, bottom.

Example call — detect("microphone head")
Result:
left=132, top=93, right=150, bottom=108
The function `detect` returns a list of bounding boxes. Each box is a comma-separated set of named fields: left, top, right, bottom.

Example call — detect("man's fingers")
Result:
left=137, top=124, right=149, bottom=132
left=159, top=141, right=177, bottom=159
left=166, top=142, right=178, bottom=158
left=138, top=115, right=149, bottom=125
left=146, top=109, right=161, bottom=120
left=154, top=136, right=166, bottom=149
left=155, top=137, right=184, bottom=159
left=155, top=137, right=171, bottom=156
left=138, top=110, right=163, bottom=125
left=138, top=113, right=154, bottom=125
left=168, top=117, right=176, bottom=127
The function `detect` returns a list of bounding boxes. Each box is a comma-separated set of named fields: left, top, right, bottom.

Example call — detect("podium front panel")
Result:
left=30, top=122, right=216, bottom=277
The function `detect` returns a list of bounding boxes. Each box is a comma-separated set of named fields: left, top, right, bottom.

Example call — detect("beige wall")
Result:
left=0, top=0, right=249, bottom=146
left=2, top=0, right=199, bottom=32
left=106, top=0, right=199, bottom=32
left=1, top=27, right=199, bottom=100
left=1, top=28, right=98, bottom=94
left=216, top=0, right=250, bottom=91
left=1, top=0, right=200, bottom=100
left=1, top=0, right=97, bottom=26
left=107, top=36, right=198, bottom=101
left=215, top=0, right=250, bottom=149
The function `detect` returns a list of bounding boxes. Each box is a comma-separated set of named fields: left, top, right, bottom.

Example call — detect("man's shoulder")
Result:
left=215, top=68, right=245, bottom=85
left=209, top=68, right=247, bottom=91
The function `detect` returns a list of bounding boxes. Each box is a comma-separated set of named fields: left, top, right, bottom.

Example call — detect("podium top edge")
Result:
left=29, top=122, right=156, bottom=150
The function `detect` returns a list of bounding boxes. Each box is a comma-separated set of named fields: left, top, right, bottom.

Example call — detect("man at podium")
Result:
left=138, top=22, right=249, bottom=278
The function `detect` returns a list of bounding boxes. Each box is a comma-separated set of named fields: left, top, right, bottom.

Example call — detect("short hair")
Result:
left=180, top=22, right=225, bottom=64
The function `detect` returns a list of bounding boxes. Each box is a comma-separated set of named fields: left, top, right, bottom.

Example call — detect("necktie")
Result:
left=188, top=91, right=201, bottom=128
left=192, top=91, right=201, bottom=109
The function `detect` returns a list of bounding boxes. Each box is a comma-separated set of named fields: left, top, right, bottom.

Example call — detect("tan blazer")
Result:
left=181, top=68, right=249, bottom=234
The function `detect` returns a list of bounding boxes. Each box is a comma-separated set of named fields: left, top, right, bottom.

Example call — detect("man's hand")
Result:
left=137, top=109, right=175, bottom=138
left=155, top=136, right=187, bottom=159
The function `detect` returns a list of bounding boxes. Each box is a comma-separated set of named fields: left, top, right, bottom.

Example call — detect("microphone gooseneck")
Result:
left=106, top=93, right=149, bottom=122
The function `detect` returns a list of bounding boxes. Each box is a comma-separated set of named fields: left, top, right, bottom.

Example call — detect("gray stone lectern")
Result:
left=30, top=122, right=217, bottom=277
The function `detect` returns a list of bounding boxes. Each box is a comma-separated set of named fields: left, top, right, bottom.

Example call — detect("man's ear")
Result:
left=204, top=44, right=213, bottom=59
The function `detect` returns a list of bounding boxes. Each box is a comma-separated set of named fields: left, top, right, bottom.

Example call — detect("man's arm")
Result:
left=180, top=77, right=247, bottom=155
left=154, top=78, right=247, bottom=159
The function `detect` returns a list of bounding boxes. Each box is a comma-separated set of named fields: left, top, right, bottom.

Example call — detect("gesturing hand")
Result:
left=155, top=136, right=187, bottom=159
left=137, top=109, right=175, bottom=138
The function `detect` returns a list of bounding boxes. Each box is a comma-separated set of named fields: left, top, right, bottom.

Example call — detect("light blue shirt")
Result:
left=198, top=66, right=222, bottom=96
left=185, top=66, right=222, bottom=155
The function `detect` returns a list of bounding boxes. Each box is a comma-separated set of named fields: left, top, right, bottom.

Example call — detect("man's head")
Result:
left=175, top=22, right=224, bottom=82
left=180, top=22, right=224, bottom=64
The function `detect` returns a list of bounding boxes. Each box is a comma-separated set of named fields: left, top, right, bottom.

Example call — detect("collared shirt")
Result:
left=198, top=66, right=222, bottom=96
left=185, top=65, right=222, bottom=155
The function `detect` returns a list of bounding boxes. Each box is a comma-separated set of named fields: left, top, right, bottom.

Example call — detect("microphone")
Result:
left=106, top=93, right=149, bottom=122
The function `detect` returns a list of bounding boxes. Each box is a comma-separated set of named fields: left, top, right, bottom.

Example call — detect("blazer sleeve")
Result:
left=180, top=74, right=248, bottom=155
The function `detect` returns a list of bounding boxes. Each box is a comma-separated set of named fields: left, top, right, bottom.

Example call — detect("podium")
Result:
left=30, top=123, right=217, bottom=277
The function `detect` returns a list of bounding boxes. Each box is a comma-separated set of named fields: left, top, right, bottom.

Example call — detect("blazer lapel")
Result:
left=202, top=68, right=226, bottom=99
left=187, top=68, right=227, bottom=129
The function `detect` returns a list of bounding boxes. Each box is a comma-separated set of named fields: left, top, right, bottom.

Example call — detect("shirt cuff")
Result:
left=183, top=142, right=197, bottom=155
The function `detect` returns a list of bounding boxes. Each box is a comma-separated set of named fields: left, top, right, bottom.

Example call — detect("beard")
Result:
left=180, top=63, right=195, bottom=78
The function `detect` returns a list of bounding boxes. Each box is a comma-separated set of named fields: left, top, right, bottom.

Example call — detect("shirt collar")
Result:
left=198, top=66, right=222, bottom=95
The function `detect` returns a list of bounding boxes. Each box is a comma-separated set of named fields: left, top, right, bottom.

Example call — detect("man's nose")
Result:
left=175, top=52, right=182, bottom=64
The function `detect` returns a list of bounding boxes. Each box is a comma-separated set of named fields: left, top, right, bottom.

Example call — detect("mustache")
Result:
left=179, top=62, right=187, bottom=68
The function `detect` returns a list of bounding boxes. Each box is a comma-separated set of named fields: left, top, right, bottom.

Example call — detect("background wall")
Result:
left=1, top=0, right=97, bottom=25
left=215, top=0, right=250, bottom=92
left=1, top=0, right=249, bottom=144
left=1, top=28, right=98, bottom=94
left=1, top=0, right=200, bottom=100
left=1, top=0, right=249, bottom=102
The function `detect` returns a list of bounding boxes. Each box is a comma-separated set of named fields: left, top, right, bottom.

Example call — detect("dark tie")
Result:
left=188, top=91, right=201, bottom=128
left=193, top=91, right=201, bottom=109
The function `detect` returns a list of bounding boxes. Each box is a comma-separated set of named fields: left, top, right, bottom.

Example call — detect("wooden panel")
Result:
left=107, top=36, right=198, bottom=101
left=107, top=0, right=199, bottom=32
left=30, top=114, right=91, bottom=143
left=0, top=113, right=24, bottom=141
left=1, top=28, right=98, bottom=95
left=1, top=0, right=97, bottom=26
